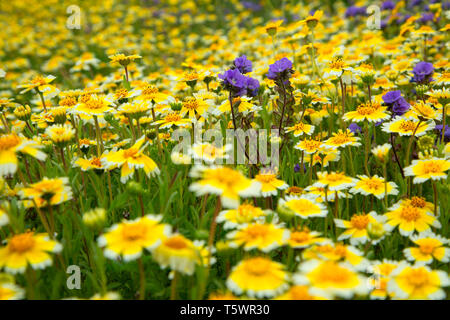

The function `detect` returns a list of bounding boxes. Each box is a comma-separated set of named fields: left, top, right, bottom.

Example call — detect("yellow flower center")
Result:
left=121, top=223, right=146, bottom=241
left=85, top=97, right=105, bottom=110
left=423, top=162, right=441, bottom=174
left=115, top=88, right=128, bottom=99
left=164, top=236, right=188, bottom=250
left=329, top=58, right=346, bottom=70
left=0, top=134, right=21, bottom=151
left=302, top=139, right=322, bottom=151
left=183, top=98, right=199, bottom=111
left=244, top=258, right=271, bottom=276
left=316, top=262, right=352, bottom=284
left=410, top=196, right=426, bottom=208
left=400, top=206, right=421, bottom=222
left=123, top=148, right=139, bottom=159
left=142, top=86, right=159, bottom=96
left=165, top=113, right=182, bottom=123
left=31, top=76, right=47, bottom=86
left=399, top=121, right=417, bottom=132
left=290, top=231, right=310, bottom=243
left=286, top=186, right=303, bottom=195
left=90, top=157, right=102, bottom=167
left=350, top=214, right=370, bottom=229
left=60, top=97, right=77, bottom=107
left=356, top=105, right=377, bottom=115
left=419, top=243, right=436, bottom=255
left=244, top=224, right=270, bottom=238
left=330, top=132, right=352, bottom=145
left=9, top=232, right=35, bottom=253
left=256, top=174, right=276, bottom=183
left=325, top=172, right=346, bottom=182
left=289, top=286, right=314, bottom=299
left=364, top=178, right=383, bottom=190
left=184, top=72, right=199, bottom=81
left=404, top=268, right=430, bottom=287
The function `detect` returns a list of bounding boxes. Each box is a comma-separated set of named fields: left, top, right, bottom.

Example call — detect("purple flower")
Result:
left=267, top=57, right=293, bottom=80
left=218, top=69, right=247, bottom=96
left=348, top=123, right=362, bottom=134
left=434, top=125, right=450, bottom=139
left=234, top=55, right=252, bottom=74
left=412, top=61, right=434, bottom=83
left=382, top=90, right=402, bottom=104
left=345, top=6, right=367, bottom=17
left=418, top=12, right=434, bottom=23
left=381, top=1, right=396, bottom=10
left=294, top=163, right=301, bottom=172
left=244, top=76, right=260, bottom=97
left=382, top=90, right=410, bottom=116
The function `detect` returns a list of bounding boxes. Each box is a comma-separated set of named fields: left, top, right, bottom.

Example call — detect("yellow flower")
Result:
left=343, top=101, right=390, bottom=123
left=367, top=260, right=400, bottom=300
left=407, top=101, right=441, bottom=121
left=152, top=234, right=201, bottom=275
left=226, top=257, right=289, bottom=298
left=82, top=208, right=107, bottom=229
left=189, top=166, right=261, bottom=208
left=287, top=227, right=327, bottom=249
left=387, top=264, right=449, bottom=300
left=264, top=20, right=284, bottom=36
left=274, top=285, right=325, bottom=300
left=108, top=53, right=141, bottom=66
left=313, top=171, right=357, bottom=191
left=384, top=202, right=441, bottom=237
left=0, top=231, right=62, bottom=274
left=90, top=291, right=121, bottom=300
left=403, top=232, right=449, bottom=264
left=0, top=133, right=46, bottom=176
left=190, top=142, right=231, bottom=164
left=130, top=84, right=172, bottom=105
left=0, top=204, right=9, bottom=227
left=294, top=137, right=323, bottom=154
left=335, top=211, right=385, bottom=245
left=153, top=112, right=191, bottom=129
left=278, top=195, right=328, bottom=219
left=72, top=94, right=114, bottom=116
left=102, top=136, right=160, bottom=183
left=324, top=129, right=361, bottom=149
left=404, top=158, right=450, bottom=183
left=294, top=260, right=369, bottom=299
left=227, top=222, right=289, bottom=252
left=18, top=75, right=56, bottom=93
left=20, top=177, right=73, bottom=208
left=73, top=156, right=104, bottom=171
left=180, top=95, right=211, bottom=119
left=45, top=124, right=75, bottom=146
left=350, top=175, right=398, bottom=199
left=382, top=117, right=434, bottom=137
left=217, top=203, right=267, bottom=230
left=118, top=101, right=150, bottom=118
left=0, top=282, right=24, bottom=300
left=98, top=215, right=171, bottom=261
left=254, top=168, right=288, bottom=197
left=371, top=143, right=391, bottom=162
left=323, top=57, right=351, bottom=78
left=285, top=122, right=315, bottom=137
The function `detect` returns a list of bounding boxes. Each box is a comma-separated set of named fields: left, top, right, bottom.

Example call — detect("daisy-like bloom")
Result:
left=17, top=75, right=56, bottom=94
left=98, top=215, right=171, bottom=261
left=153, top=112, right=191, bottom=129
left=73, top=156, right=104, bottom=171
left=44, top=124, right=75, bottom=146
left=217, top=203, right=266, bottom=230
left=323, top=57, right=352, bottom=78
left=20, top=177, right=73, bottom=208
left=102, top=136, right=160, bottom=183
left=371, top=143, right=391, bottom=162
left=0, top=231, right=62, bottom=274
left=285, top=122, right=315, bottom=137
left=72, top=94, right=114, bottom=117
left=384, top=202, right=441, bottom=237
left=0, top=133, right=47, bottom=176
left=0, top=282, right=24, bottom=300
left=335, top=211, right=385, bottom=245
left=82, top=208, right=107, bottom=229
left=387, top=263, right=450, bottom=300
left=404, top=158, right=450, bottom=183
left=293, top=260, right=369, bottom=299
left=108, top=53, right=141, bottom=66
left=324, top=129, right=361, bottom=149
left=294, top=137, right=323, bottom=154
left=152, top=234, right=201, bottom=275
left=303, top=148, right=341, bottom=168
left=287, top=227, right=328, bottom=249
left=90, top=292, right=121, bottom=300
left=285, top=186, right=304, bottom=197
left=117, top=101, right=150, bottom=119
left=180, top=95, right=212, bottom=119
left=189, top=166, right=261, bottom=208
left=313, top=171, right=357, bottom=191
left=227, top=222, right=289, bottom=252
left=343, top=101, right=390, bottom=123
left=408, top=101, right=441, bottom=121
left=403, top=232, right=449, bottom=264
left=367, top=260, right=400, bottom=300
left=304, top=186, right=349, bottom=203
left=274, top=285, right=325, bottom=300
left=170, top=151, right=191, bottom=165
left=226, top=257, right=289, bottom=298
left=350, top=175, right=398, bottom=200
left=190, top=142, right=230, bottom=164
left=382, top=117, right=434, bottom=137
left=278, top=195, right=328, bottom=219
left=130, top=84, right=172, bottom=105
left=254, top=168, right=288, bottom=197
left=398, top=196, right=435, bottom=215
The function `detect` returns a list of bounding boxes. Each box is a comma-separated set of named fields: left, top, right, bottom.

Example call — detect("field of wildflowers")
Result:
left=0, top=0, right=449, bottom=301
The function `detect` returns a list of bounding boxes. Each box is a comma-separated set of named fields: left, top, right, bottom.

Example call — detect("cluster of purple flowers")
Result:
left=345, top=5, right=367, bottom=18
left=266, top=57, right=293, bottom=82
left=411, top=61, right=434, bottom=84
left=218, top=55, right=260, bottom=97
left=382, top=90, right=410, bottom=116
